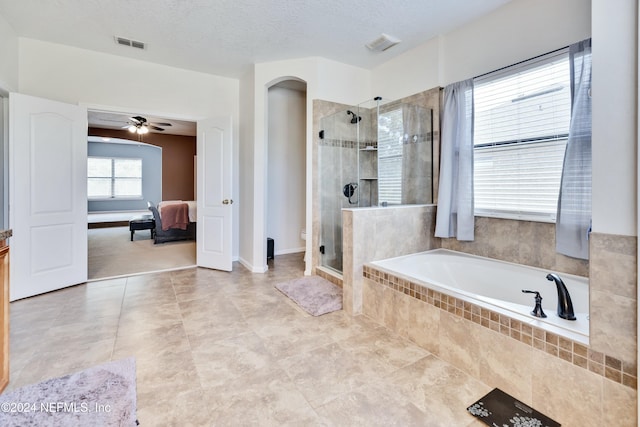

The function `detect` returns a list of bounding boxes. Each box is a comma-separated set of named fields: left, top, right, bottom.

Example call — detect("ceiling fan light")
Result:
left=138, top=126, right=149, bottom=134
left=128, top=125, right=137, bottom=133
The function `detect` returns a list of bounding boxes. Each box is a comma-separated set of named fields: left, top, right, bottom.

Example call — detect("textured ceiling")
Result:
left=2, top=0, right=513, bottom=134
left=0, top=0, right=513, bottom=78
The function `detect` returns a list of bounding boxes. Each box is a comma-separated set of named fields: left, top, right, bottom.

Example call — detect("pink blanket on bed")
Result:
left=160, top=203, right=189, bottom=231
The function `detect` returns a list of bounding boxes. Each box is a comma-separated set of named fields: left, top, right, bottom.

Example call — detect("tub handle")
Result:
left=522, top=290, right=547, bottom=318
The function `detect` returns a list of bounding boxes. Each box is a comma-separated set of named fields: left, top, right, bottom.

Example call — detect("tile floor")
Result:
left=9, top=254, right=491, bottom=426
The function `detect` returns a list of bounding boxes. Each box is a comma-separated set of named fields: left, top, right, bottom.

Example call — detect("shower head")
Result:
left=346, top=110, right=362, bottom=124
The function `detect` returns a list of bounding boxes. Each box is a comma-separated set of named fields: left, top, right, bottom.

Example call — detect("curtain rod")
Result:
left=473, top=45, right=570, bottom=81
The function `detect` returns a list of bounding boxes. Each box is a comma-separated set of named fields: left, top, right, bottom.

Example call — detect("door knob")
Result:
left=222, top=199, right=233, bottom=205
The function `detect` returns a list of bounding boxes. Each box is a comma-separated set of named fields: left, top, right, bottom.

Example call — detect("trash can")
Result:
left=267, top=238, right=274, bottom=260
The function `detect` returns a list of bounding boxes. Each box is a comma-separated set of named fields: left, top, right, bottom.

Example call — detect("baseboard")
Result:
left=238, top=256, right=268, bottom=273
left=274, top=247, right=305, bottom=256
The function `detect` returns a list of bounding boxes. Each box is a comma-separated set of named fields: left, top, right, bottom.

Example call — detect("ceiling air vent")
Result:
left=366, top=33, right=401, bottom=52
left=114, top=36, right=146, bottom=50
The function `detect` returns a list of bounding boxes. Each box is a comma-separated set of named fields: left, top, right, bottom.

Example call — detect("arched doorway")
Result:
left=266, top=79, right=307, bottom=267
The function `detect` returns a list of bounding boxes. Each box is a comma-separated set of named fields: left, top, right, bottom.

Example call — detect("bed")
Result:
left=147, top=201, right=196, bottom=244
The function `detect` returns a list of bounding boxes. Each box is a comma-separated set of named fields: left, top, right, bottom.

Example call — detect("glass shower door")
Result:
left=318, top=110, right=358, bottom=273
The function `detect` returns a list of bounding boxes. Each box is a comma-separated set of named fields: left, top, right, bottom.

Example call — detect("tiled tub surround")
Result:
left=342, top=204, right=439, bottom=315
left=440, top=216, right=589, bottom=277
left=439, top=218, right=637, bottom=371
left=370, top=249, right=590, bottom=344
left=362, top=266, right=637, bottom=426
left=589, top=232, right=638, bottom=369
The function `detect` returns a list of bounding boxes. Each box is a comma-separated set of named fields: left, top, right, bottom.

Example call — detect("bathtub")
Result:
left=369, top=249, right=589, bottom=344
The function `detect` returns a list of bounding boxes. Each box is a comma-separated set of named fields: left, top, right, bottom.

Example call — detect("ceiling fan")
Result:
left=124, top=115, right=172, bottom=134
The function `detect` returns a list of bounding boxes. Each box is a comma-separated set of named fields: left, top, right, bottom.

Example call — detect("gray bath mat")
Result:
left=0, top=358, right=137, bottom=426
left=275, top=276, right=342, bottom=316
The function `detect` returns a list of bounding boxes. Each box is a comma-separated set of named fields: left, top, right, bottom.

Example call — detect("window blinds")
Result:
left=473, top=49, right=571, bottom=221
left=377, top=108, right=404, bottom=205
left=88, top=157, right=142, bottom=199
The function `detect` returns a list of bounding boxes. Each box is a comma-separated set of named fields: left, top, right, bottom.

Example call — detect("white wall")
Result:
left=18, top=38, right=242, bottom=258
left=372, top=37, right=441, bottom=101
left=592, top=0, right=638, bottom=236
left=267, top=86, right=306, bottom=255
left=19, top=38, right=238, bottom=118
left=0, top=14, right=18, bottom=92
left=373, top=0, right=591, bottom=100
left=238, top=68, right=256, bottom=268
left=242, top=57, right=370, bottom=274
left=440, top=0, right=591, bottom=86
left=315, top=58, right=373, bottom=106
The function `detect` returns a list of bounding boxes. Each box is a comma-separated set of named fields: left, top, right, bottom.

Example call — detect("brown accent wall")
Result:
left=89, top=128, right=196, bottom=201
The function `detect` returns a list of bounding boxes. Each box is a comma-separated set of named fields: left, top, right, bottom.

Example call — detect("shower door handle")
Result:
left=222, top=199, right=233, bottom=205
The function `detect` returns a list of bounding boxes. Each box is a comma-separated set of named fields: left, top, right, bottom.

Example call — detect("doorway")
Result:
left=266, top=80, right=307, bottom=267
left=86, top=110, right=198, bottom=280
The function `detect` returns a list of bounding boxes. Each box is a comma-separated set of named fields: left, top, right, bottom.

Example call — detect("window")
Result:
left=88, top=157, right=142, bottom=199
left=473, top=49, right=571, bottom=222
left=377, top=108, right=403, bottom=205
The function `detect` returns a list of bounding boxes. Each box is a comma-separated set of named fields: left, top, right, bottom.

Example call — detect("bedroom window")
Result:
left=88, top=157, right=142, bottom=199
left=473, top=48, right=571, bottom=222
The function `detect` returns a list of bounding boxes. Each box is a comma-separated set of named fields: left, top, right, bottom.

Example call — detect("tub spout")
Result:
left=546, top=273, right=576, bottom=321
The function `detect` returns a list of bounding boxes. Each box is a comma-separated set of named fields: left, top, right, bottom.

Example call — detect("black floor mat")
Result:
left=467, top=388, right=560, bottom=427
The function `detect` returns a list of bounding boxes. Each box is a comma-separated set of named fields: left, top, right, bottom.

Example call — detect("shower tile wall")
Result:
left=397, top=87, right=442, bottom=203
left=313, top=99, right=363, bottom=273
left=318, top=137, right=357, bottom=271
left=312, top=100, right=349, bottom=275
left=361, top=106, right=378, bottom=207
left=312, top=87, right=442, bottom=275
left=402, top=119, right=433, bottom=205
left=358, top=140, right=377, bottom=207
left=376, top=100, right=434, bottom=206
left=321, top=91, right=439, bottom=290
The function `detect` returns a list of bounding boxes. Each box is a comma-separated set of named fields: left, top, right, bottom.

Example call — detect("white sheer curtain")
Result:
left=556, top=39, right=592, bottom=259
left=435, top=79, right=475, bottom=241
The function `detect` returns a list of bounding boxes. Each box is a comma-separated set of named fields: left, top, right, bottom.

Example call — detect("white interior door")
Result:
left=196, top=117, right=232, bottom=271
left=9, top=93, right=87, bottom=301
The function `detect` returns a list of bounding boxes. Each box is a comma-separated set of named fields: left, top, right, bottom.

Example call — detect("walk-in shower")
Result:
left=318, top=98, right=433, bottom=274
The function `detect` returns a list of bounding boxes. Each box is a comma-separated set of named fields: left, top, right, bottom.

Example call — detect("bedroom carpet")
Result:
left=275, top=276, right=343, bottom=316
left=88, top=226, right=196, bottom=280
left=0, top=358, right=137, bottom=426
